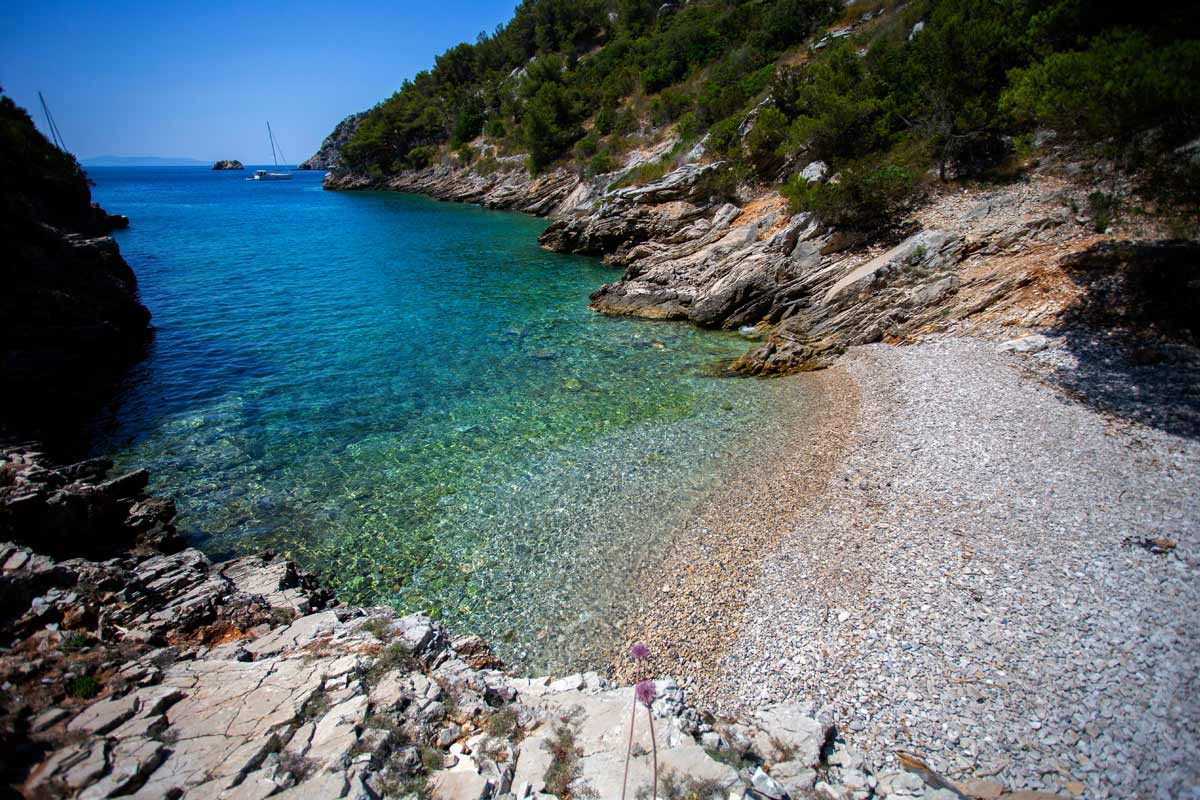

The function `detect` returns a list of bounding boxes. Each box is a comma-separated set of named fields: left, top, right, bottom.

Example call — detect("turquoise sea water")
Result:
left=87, top=167, right=796, bottom=672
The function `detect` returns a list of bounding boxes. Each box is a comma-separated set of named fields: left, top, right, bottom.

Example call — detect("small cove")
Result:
left=87, top=167, right=803, bottom=674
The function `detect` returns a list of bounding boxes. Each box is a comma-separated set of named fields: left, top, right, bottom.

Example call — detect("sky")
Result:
left=0, top=0, right=519, bottom=163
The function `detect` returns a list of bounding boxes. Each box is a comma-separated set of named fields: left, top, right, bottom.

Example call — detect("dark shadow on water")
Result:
left=1043, top=240, right=1200, bottom=440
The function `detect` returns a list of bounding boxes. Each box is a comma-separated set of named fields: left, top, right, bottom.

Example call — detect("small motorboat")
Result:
left=249, top=122, right=293, bottom=180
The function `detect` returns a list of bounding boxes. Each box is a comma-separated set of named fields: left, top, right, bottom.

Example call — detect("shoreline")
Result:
left=608, top=364, right=860, bottom=700
left=612, top=333, right=1199, bottom=798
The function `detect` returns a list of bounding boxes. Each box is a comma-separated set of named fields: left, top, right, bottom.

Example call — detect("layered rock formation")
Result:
left=211, top=160, right=244, bottom=170
left=0, top=96, right=151, bottom=435
left=2, top=446, right=1052, bottom=799
left=298, top=112, right=366, bottom=171
left=326, top=154, right=1107, bottom=376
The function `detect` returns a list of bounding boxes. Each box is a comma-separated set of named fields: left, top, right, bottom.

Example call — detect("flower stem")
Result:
left=620, top=694, right=637, bottom=800
left=647, top=705, right=658, bottom=800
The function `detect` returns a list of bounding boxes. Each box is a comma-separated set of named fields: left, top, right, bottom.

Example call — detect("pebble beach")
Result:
left=618, top=335, right=1200, bottom=799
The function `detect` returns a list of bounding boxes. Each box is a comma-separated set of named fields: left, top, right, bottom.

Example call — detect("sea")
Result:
left=86, top=166, right=797, bottom=672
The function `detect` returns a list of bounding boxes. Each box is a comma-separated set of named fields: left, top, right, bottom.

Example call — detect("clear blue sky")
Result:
left=1, top=0, right=518, bottom=163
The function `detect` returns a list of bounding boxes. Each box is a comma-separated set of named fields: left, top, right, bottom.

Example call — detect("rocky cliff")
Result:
left=1, top=446, right=1054, bottom=800
left=211, top=160, right=244, bottom=170
left=0, top=95, right=150, bottom=438
left=298, top=112, right=366, bottom=171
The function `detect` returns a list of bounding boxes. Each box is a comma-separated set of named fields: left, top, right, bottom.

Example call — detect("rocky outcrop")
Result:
left=0, top=449, right=181, bottom=562
left=539, top=164, right=1090, bottom=374
left=211, top=160, right=244, bottom=170
left=297, top=112, right=366, bottom=171
left=0, top=95, right=151, bottom=434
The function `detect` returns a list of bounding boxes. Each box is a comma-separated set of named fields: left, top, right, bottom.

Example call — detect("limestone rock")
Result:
left=211, top=160, right=244, bottom=170
left=998, top=334, right=1052, bottom=354
left=298, top=112, right=366, bottom=171
left=748, top=703, right=833, bottom=767
left=800, top=160, right=829, bottom=183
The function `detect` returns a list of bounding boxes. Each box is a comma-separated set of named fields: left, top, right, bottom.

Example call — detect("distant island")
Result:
left=81, top=155, right=210, bottom=166
left=211, top=159, right=244, bottom=170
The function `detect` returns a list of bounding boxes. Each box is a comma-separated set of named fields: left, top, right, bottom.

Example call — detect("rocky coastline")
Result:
left=5, top=85, right=1196, bottom=796
left=3, top=446, right=1082, bottom=799
left=322, top=144, right=1188, bottom=380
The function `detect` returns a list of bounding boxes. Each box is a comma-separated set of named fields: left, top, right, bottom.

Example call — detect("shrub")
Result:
left=544, top=723, right=593, bottom=799
left=706, top=116, right=742, bottom=157
left=782, top=153, right=920, bottom=230
left=60, top=631, right=91, bottom=652
left=67, top=675, right=101, bottom=700
left=368, top=642, right=422, bottom=682
left=745, top=106, right=789, bottom=177
left=573, top=132, right=600, bottom=160
left=756, top=0, right=841, bottom=52
left=405, top=146, right=435, bottom=170
left=1087, top=191, right=1118, bottom=233
left=520, top=80, right=584, bottom=172
left=484, top=117, right=507, bottom=139
left=449, top=99, right=485, bottom=149
left=588, top=150, right=616, bottom=176
left=485, top=706, right=519, bottom=738
left=651, top=87, right=694, bottom=126
left=676, top=111, right=704, bottom=143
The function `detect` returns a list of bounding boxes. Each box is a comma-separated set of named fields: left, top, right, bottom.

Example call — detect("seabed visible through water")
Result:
left=86, top=166, right=803, bottom=673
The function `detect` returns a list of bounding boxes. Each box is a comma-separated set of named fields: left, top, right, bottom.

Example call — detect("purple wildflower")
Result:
left=630, top=642, right=649, bottom=661
left=635, top=680, right=657, bottom=707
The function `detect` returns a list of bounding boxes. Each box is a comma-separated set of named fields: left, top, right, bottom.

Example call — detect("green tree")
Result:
left=1004, top=31, right=1200, bottom=146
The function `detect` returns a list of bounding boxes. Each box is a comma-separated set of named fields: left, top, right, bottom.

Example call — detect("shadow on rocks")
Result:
left=1045, top=239, right=1200, bottom=440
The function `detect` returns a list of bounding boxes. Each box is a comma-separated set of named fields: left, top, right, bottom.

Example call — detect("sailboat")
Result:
left=251, top=121, right=292, bottom=180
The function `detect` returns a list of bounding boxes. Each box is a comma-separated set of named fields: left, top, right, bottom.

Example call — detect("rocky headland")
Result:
left=297, top=113, right=366, bottom=171
left=0, top=95, right=150, bottom=438
left=211, top=160, right=244, bottom=170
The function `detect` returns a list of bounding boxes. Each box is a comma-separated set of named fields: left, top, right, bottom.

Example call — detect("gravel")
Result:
left=712, top=337, right=1199, bottom=799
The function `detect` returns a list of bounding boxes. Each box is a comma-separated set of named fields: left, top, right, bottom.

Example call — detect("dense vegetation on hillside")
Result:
left=340, top=0, right=1199, bottom=227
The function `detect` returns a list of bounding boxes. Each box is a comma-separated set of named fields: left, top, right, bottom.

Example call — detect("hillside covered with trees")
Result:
left=335, top=0, right=1199, bottom=229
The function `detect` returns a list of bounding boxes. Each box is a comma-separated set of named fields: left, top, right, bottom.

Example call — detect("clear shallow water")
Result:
left=87, top=167, right=796, bottom=672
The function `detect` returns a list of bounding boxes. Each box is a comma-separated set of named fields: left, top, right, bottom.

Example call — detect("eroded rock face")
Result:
left=326, top=158, right=583, bottom=218
left=4, top=536, right=859, bottom=800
